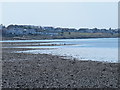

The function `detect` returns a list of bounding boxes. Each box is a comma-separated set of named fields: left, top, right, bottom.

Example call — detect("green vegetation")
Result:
left=57, top=32, right=118, bottom=39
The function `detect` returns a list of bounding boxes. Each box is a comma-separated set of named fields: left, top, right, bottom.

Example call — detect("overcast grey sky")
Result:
left=2, top=2, right=118, bottom=29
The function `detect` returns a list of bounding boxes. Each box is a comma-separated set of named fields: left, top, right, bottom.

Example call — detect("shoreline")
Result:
left=2, top=46, right=119, bottom=88
left=2, top=36, right=118, bottom=40
left=2, top=38, right=118, bottom=63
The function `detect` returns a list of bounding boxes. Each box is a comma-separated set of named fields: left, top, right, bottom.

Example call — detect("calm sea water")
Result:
left=2, top=38, right=118, bottom=63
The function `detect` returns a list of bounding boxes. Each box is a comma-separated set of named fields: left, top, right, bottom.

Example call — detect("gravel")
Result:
left=2, top=43, right=119, bottom=88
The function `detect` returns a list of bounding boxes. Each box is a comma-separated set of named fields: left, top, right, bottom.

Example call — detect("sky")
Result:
left=1, top=2, right=118, bottom=29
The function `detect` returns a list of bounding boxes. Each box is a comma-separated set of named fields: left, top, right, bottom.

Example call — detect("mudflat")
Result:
left=2, top=42, right=119, bottom=88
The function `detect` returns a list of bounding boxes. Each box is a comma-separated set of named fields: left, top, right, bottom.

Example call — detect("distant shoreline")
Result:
left=1, top=24, right=119, bottom=40
left=2, top=36, right=118, bottom=40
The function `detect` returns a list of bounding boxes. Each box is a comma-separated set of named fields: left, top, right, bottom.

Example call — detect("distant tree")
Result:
left=60, top=32, right=64, bottom=36
left=93, top=28, right=98, bottom=30
left=68, top=32, right=71, bottom=35
left=109, top=28, right=112, bottom=30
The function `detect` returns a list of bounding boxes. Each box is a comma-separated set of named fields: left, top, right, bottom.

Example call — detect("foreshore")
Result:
left=2, top=42, right=119, bottom=88
left=2, top=36, right=118, bottom=41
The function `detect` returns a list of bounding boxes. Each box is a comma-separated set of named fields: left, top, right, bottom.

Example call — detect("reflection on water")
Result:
left=2, top=38, right=118, bottom=63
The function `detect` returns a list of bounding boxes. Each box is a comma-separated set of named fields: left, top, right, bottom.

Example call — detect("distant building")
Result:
left=42, top=27, right=54, bottom=31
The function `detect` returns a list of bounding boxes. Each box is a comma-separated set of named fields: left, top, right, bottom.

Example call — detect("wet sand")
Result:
left=2, top=42, right=119, bottom=88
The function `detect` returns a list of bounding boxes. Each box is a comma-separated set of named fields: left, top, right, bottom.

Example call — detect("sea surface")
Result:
left=2, top=38, right=118, bottom=63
